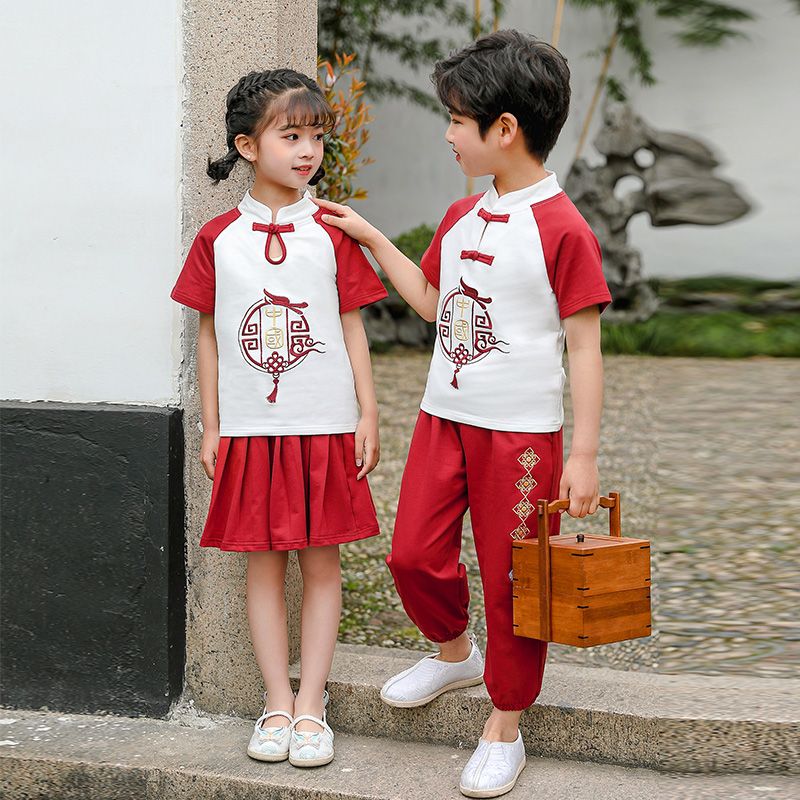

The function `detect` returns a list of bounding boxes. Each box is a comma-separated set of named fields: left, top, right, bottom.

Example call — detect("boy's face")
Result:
left=445, top=110, right=497, bottom=178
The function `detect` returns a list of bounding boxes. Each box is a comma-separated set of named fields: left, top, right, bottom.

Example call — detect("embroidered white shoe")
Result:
left=246, top=693, right=294, bottom=762
left=288, top=690, right=334, bottom=768
left=459, top=731, right=526, bottom=798
left=380, top=637, right=484, bottom=708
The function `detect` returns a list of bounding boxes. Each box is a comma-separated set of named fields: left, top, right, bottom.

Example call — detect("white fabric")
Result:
left=421, top=172, right=574, bottom=433
left=209, top=191, right=360, bottom=436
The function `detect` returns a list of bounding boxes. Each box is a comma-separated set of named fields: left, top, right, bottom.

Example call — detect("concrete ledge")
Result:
left=289, top=644, right=800, bottom=774
left=1, top=709, right=796, bottom=800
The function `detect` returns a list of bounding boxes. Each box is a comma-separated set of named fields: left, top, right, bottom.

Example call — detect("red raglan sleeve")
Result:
left=534, top=196, right=612, bottom=319
left=420, top=195, right=484, bottom=290
left=170, top=226, right=218, bottom=314
left=334, top=232, right=388, bottom=314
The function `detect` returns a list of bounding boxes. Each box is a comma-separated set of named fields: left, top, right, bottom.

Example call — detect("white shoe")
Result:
left=459, top=732, right=526, bottom=798
left=288, top=690, right=334, bottom=768
left=380, top=637, right=484, bottom=708
left=246, top=692, right=294, bottom=762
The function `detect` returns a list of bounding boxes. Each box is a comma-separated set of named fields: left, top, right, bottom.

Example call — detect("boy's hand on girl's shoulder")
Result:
left=354, top=413, right=380, bottom=480
left=312, top=197, right=379, bottom=248
left=558, top=454, right=600, bottom=518
left=200, top=428, right=220, bottom=480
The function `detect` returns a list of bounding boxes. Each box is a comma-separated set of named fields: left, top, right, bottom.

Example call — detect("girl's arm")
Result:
left=560, top=305, right=603, bottom=518
left=197, top=312, right=220, bottom=479
left=340, top=308, right=380, bottom=480
left=315, top=198, right=439, bottom=323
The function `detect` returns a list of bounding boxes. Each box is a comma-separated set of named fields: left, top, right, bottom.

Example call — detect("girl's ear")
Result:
left=234, top=133, right=256, bottom=162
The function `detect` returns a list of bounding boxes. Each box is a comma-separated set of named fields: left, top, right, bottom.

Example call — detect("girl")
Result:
left=171, top=69, right=387, bottom=768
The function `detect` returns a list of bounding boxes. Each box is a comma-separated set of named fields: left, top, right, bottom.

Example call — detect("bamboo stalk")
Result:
left=467, top=0, right=481, bottom=196
left=574, top=29, right=618, bottom=162
left=551, top=0, right=566, bottom=48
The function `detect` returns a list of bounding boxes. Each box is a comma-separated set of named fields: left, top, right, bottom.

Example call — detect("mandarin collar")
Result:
left=238, top=189, right=317, bottom=225
left=480, top=171, right=562, bottom=214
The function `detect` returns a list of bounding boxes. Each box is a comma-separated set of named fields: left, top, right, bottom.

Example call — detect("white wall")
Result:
left=1, top=1, right=182, bottom=405
left=353, top=0, right=800, bottom=281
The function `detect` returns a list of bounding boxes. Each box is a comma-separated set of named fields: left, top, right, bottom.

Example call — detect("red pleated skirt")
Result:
left=200, top=433, right=380, bottom=551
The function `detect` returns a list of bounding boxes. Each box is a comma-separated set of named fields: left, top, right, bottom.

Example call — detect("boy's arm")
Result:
left=340, top=308, right=380, bottom=480
left=314, top=198, right=439, bottom=322
left=198, top=312, right=220, bottom=480
left=560, top=305, right=603, bottom=518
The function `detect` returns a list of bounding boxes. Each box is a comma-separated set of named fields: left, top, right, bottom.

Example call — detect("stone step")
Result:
left=289, top=644, right=800, bottom=774
left=1, top=708, right=795, bottom=800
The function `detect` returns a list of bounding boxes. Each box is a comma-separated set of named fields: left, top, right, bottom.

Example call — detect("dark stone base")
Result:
left=0, top=402, right=185, bottom=716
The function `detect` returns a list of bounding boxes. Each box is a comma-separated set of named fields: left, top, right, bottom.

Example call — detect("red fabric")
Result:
left=171, top=208, right=241, bottom=314
left=387, top=411, right=563, bottom=710
left=420, top=194, right=483, bottom=290
left=252, top=221, right=295, bottom=265
left=314, top=209, right=388, bottom=314
left=200, top=433, right=380, bottom=551
left=477, top=207, right=510, bottom=224
left=460, top=249, right=494, bottom=265
left=531, top=192, right=612, bottom=319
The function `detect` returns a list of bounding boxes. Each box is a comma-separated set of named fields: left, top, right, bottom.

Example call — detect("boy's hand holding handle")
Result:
left=313, top=197, right=440, bottom=323
left=558, top=453, right=600, bottom=518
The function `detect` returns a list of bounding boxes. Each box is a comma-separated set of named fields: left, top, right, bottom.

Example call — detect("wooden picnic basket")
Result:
left=511, top=492, right=652, bottom=647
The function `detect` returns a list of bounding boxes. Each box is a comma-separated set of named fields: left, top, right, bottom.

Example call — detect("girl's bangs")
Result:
left=264, top=89, right=337, bottom=133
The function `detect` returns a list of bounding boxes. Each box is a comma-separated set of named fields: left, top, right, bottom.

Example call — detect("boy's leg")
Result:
left=386, top=411, right=471, bottom=644
left=464, top=425, right=564, bottom=719
left=381, top=411, right=485, bottom=706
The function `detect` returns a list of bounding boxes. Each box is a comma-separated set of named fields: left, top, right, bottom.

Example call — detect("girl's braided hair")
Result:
left=207, top=68, right=336, bottom=184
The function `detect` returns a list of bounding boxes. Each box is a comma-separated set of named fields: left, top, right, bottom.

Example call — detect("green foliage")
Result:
left=318, top=1, right=504, bottom=114
left=391, top=223, right=436, bottom=264
left=653, top=276, right=797, bottom=298
left=601, top=311, right=800, bottom=357
left=570, top=0, right=755, bottom=96
left=317, top=53, right=374, bottom=203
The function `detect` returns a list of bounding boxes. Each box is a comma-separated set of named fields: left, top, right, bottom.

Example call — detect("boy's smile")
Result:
left=445, top=110, right=502, bottom=179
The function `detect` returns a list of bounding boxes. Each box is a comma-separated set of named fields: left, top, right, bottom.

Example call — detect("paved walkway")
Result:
left=340, top=352, right=799, bottom=679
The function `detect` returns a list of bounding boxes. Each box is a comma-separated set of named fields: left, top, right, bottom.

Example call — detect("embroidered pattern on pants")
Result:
left=509, top=447, right=540, bottom=540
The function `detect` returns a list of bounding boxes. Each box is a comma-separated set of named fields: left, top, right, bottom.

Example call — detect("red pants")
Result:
left=387, top=411, right=563, bottom=710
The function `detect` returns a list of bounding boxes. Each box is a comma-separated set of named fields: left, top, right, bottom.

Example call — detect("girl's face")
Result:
left=239, top=113, right=325, bottom=190
left=445, top=111, right=496, bottom=178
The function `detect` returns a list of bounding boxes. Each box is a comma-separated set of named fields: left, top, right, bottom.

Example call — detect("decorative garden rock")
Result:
left=565, top=103, right=751, bottom=322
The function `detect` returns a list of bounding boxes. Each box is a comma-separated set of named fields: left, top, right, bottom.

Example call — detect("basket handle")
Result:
left=540, top=491, right=621, bottom=538
left=534, top=491, right=622, bottom=641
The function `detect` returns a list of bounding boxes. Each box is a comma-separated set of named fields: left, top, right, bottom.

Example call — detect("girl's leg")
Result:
left=294, top=543, right=342, bottom=733
left=247, top=550, right=294, bottom=722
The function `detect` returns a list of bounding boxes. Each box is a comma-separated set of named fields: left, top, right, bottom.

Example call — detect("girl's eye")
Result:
left=285, top=134, right=299, bottom=141
left=314, top=134, right=324, bottom=141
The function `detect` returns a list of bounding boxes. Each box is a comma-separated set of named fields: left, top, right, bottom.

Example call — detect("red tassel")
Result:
left=451, top=370, right=459, bottom=389
left=267, top=377, right=279, bottom=404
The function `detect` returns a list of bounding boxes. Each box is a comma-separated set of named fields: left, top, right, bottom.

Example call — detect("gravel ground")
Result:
left=339, top=351, right=799, bottom=679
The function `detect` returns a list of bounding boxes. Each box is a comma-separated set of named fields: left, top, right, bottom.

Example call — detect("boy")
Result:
left=315, top=30, right=611, bottom=798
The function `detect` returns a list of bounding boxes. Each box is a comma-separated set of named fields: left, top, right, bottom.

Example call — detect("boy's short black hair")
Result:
left=432, top=29, right=571, bottom=162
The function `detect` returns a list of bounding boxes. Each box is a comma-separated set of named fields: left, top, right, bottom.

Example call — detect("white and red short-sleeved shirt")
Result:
left=171, top=190, right=387, bottom=437
left=419, top=171, right=611, bottom=433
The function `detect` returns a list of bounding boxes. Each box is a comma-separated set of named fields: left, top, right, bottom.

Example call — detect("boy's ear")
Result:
left=234, top=133, right=257, bottom=162
left=496, top=112, right=520, bottom=149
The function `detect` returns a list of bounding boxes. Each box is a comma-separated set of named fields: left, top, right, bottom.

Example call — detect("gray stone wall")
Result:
left=180, top=0, right=318, bottom=715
